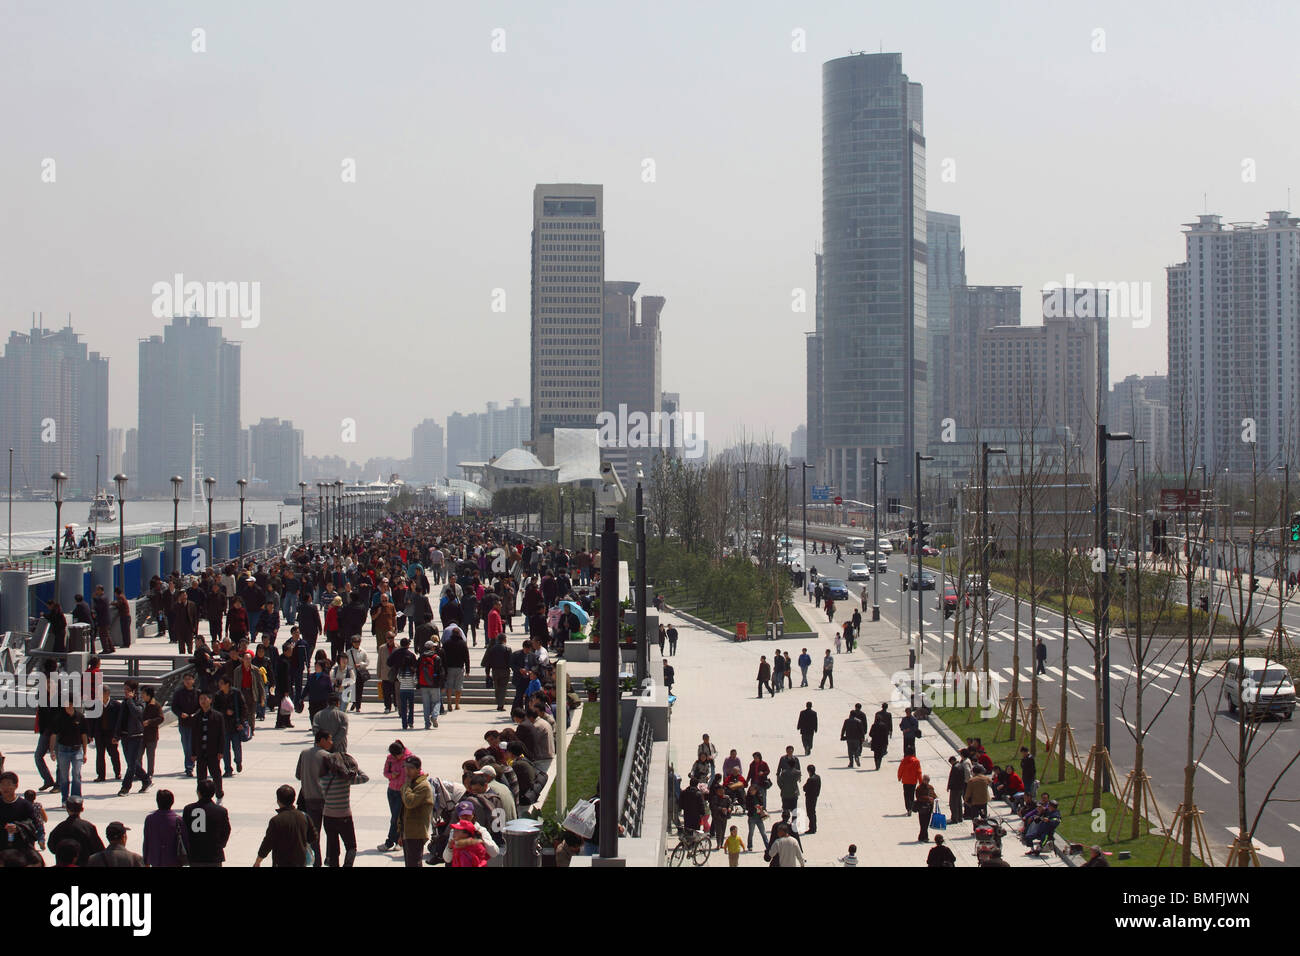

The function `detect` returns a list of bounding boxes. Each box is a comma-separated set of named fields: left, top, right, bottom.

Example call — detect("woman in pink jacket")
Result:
left=379, top=739, right=412, bottom=852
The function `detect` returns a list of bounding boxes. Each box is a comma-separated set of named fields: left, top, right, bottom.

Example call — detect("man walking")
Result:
left=756, top=656, right=773, bottom=698
left=803, top=765, right=820, bottom=835
left=181, top=778, right=231, bottom=867
left=399, top=755, right=434, bottom=867
left=254, top=784, right=315, bottom=868
left=484, top=634, right=512, bottom=711
left=666, top=623, right=678, bottom=656
left=819, top=649, right=834, bottom=689
left=796, top=702, right=818, bottom=755
left=1035, top=639, right=1047, bottom=675
left=170, top=671, right=199, bottom=777
left=945, top=756, right=966, bottom=826
left=312, top=693, right=350, bottom=755
left=840, top=709, right=865, bottom=767
left=771, top=650, right=785, bottom=695
left=193, top=692, right=226, bottom=801
left=776, top=746, right=801, bottom=828
left=89, top=684, right=122, bottom=783
left=1019, top=746, right=1038, bottom=800
left=416, top=641, right=443, bottom=729
left=900, top=706, right=920, bottom=757
left=797, top=648, right=811, bottom=687
left=295, top=730, right=330, bottom=867
left=115, top=679, right=151, bottom=795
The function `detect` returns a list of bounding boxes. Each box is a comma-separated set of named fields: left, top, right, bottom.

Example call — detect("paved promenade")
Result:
left=663, top=591, right=1065, bottom=867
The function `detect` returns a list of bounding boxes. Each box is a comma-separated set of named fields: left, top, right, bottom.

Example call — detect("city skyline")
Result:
left=5, top=2, right=1294, bottom=463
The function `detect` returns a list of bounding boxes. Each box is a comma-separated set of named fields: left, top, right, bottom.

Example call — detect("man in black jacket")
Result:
left=93, top=585, right=116, bottom=653
left=193, top=692, right=226, bottom=800
left=802, top=765, right=821, bottom=834
left=297, top=599, right=323, bottom=666
left=181, top=778, right=231, bottom=866
left=89, top=685, right=122, bottom=782
left=116, top=679, right=151, bottom=794
left=47, top=796, right=104, bottom=865
left=86, top=821, right=145, bottom=867
left=337, top=599, right=367, bottom=660
left=483, top=635, right=512, bottom=711
left=171, top=671, right=200, bottom=776
left=796, top=702, right=818, bottom=756
left=213, top=676, right=245, bottom=776
left=254, top=784, right=315, bottom=867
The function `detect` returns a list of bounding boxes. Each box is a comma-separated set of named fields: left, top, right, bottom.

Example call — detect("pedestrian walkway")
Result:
left=663, top=589, right=1065, bottom=867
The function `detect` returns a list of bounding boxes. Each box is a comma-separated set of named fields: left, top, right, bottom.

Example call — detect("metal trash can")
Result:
left=503, top=818, right=542, bottom=868
left=774, top=620, right=784, bottom=640
left=67, top=622, right=92, bottom=654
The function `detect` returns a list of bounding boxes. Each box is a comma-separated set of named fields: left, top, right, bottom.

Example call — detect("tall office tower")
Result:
left=976, top=305, right=1101, bottom=473
left=0, top=321, right=109, bottom=496
left=791, top=425, right=808, bottom=461
left=480, top=399, right=531, bottom=460
left=446, top=411, right=479, bottom=478
left=926, top=212, right=966, bottom=442
left=248, top=417, right=304, bottom=494
left=949, top=285, right=1022, bottom=425
left=124, top=429, right=138, bottom=479
left=805, top=252, right=826, bottom=482
left=1169, top=211, right=1300, bottom=474
left=822, top=53, right=927, bottom=500
left=1111, top=374, right=1170, bottom=473
left=411, top=419, right=446, bottom=483
left=137, top=315, right=241, bottom=495
left=602, top=281, right=664, bottom=486
left=531, top=184, right=605, bottom=461
left=107, top=428, right=126, bottom=477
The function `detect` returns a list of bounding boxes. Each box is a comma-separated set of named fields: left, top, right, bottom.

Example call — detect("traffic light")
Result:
left=918, top=522, right=931, bottom=549
left=1290, top=512, right=1300, bottom=544
left=908, top=520, right=917, bottom=539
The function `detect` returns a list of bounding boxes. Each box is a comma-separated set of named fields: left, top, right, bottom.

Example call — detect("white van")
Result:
left=846, top=536, right=866, bottom=555
left=1222, top=657, right=1295, bottom=720
left=877, top=538, right=893, bottom=555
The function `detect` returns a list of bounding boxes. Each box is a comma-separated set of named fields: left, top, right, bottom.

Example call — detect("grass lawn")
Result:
left=537, top=696, right=602, bottom=823
left=658, top=578, right=815, bottom=634
left=935, top=707, right=1204, bottom=867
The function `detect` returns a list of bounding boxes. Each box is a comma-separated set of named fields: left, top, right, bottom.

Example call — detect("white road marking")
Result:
left=1198, top=763, right=1231, bottom=785
left=1067, top=688, right=1086, bottom=701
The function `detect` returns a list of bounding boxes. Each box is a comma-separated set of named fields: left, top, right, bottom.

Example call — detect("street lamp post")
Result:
left=801, top=462, right=813, bottom=558
left=635, top=462, right=647, bottom=683
left=783, top=464, right=793, bottom=567
left=52, top=472, right=67, bottom=603
left=873, top=457, right=888, bottom=621
left=237, top=478, right=248, bottom=564
left=316, top=482, right=325, bottom=547
left=1097, top=427, right=1133, bottom=794
left=334, top=481, right=344, bottom=542
left=204, top=477, right=216, bottom=570
left=299, top=481, right=308, bottom=546
left=114, top=474, right=127, bottom=596
left=170, top=476, right=184, bottom=578
left=980, top=444, right=1007, bottom=693
left=915, top=452, right=934, bottom=709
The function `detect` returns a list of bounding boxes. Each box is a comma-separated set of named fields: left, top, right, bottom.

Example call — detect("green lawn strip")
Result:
left=537, top=697, right=601, bottom=823
left=934, top=707, right=1203, bottom=867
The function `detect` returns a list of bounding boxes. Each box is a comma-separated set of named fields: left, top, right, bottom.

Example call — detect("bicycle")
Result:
left=668, top=826, right=713, bottom=867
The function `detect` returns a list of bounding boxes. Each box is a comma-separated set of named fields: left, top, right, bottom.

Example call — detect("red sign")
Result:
left=1159, top=488, right=1204, bottom=512
left=834, top=496, right=843, bottom=505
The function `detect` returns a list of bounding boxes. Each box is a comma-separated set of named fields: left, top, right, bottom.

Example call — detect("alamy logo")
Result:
left=49, top=887, right=152, bottom=936
left=595, top=404, right=704, bottom=459
left=0, top=671, right=102, bottom=715
left=151, top=273, right=260, bottom=328
left=1042, top=276, right=1152, bottom=329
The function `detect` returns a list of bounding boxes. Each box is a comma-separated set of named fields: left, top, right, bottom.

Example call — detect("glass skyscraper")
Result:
left=821, top=52, right=927, bottom=500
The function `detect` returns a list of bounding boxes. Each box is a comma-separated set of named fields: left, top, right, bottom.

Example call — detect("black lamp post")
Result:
left=299, top=481, right=308, bottom=545
left=316, top=482, right=325, bottom=547
left=1097, top=427, right=1133, bottom=793
left=237, top=478, right=248, bottom=564
left=872, top=457, right=888, bottom=621
left=915, top=452, right=934, bottom=708
left=169, top=476, right=184, bottom=577
left=333, top=481, right=344, bottom=541
left=204, top=477, right=216, bottom=569
left=980, top=444, right=1006, bottom=684
left=52, top=471, right=67, bottom=603
left=114, top=473, right=127, bottom=595
left=635, top=462, right=647, bottom=682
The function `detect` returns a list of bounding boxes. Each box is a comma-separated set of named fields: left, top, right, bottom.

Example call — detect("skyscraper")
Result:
left=248, top=417, right=304, bottom=494
left=949, top=285, right=1021, bottom=423
left=805, top=253, right=825, bottom=480
left=531, top=184, right=605, bottom=461
left=0, top=321, right=109, bottom=496
left=602, top=281, right=664, bottom=487
left=137, top=315, right=241, bottom=495
left=821, top=53, right=927, bottom=500
left=926, top=212, right=966, bottom=441
left=1168, top=211, right=1300, bottom=474
left=411, top=418, right=446, bottom=483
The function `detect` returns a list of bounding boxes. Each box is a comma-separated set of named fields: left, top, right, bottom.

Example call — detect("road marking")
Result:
left=1289, top=823, right=1300, bottom=835
left=1036, top=617, right=1052, bottom=624
left=1046, top=666, right=1070, bottom=680
left=1066, top=688, right=1086, bottom=701
left=1116, top=715, right=1136, bottom=731
left=1198, top=763, right=1231, bottom=785
left=1221, top=828, right=1284, bottom=862
left=1070, top=666, right=1095, bottom=682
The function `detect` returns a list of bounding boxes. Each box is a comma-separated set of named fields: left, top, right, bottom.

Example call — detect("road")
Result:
left=798, top=525, right=1300, bottom=866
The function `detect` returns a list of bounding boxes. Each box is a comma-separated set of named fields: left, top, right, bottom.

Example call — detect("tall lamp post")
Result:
left=801, top=462, right=814, bottom=557
left=204, top=477, right=216, bottom=569
left=635, top=462, right=647, bottom=682
left=1097, top=427, right=1133, bottom=793
left=170, top=476, right=184, bottom=577
left=316, top=482, right=325, bottom=547
left=872, top=457, right=888, bottom=621
left=237, top=478, right=248, bottom=563
left=914, top=453, right=934, bottom=709
left=299, top=481, right=308, bottom=545
left=52, top=471, right=67, bottom=604
left=980, top=444, right=1007, bottom=689
left=334, top=481, right=344, bottom=541
left=114, top=474, right=127, bottom=595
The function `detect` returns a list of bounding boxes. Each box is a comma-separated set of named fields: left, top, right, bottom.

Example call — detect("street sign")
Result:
left=1159, top=488, right=1205, bottom=512
left=811, top=484, right=832, bottom=502
left=834, top=495, right=843, bottom=505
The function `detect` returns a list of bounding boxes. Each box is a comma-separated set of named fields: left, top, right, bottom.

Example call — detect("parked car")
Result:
left=847, top=563, right=870, bottom=581
left=1222, top=657, right=1295, bottom=720
left=821, top=578, right=850, bottom=601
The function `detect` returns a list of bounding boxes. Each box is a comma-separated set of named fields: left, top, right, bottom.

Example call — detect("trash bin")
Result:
left=736, top=622, right=748, bottom=642
left=503, top=818, right=542, bottom=868
left=67, top=622, right=92, bottom=654
left=774, top=620, right=784, bottom=640
left=765, top=621, right=775, bottom=640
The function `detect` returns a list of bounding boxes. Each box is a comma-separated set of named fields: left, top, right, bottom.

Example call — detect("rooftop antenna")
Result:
left=1203, top=192, right=1208, bottom=214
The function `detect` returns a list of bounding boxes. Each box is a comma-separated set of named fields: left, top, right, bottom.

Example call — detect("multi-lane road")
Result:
left=799, top=526, right=1300, bottom=865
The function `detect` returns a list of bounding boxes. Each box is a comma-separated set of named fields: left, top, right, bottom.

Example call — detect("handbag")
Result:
left=931, top=810, right=947, bottom=830
left=304, top=844, right=315, bottom=867
left=279, top=696, right=294, bottom=716
left=239, top=721, right=253, bottom=742
left=562, top=797, right=598, bottom=840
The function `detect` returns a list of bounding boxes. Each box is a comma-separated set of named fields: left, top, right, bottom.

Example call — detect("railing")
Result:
left=617, top=705, right=655, bottom=838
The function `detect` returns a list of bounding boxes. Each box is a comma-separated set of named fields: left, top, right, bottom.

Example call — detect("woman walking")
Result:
left=868, top=712, right=891, bottom=770
left=914, top=774, right=937, bottom=842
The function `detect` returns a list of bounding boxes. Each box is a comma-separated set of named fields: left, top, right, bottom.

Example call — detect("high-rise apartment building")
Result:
left=248, top=417, right=304, bottom=494
left=601, top=281, right=664, bottom=487
left=949, top=286, right=1022, bottom=425
left=791, top=425, right=807, bottom=461
left=445, top=400, right=531, bottom=477
left=926, top=212, right=966, bottom=442
left=411, top=419, right=446, bottom=483
left=805, top=253, right=825, bottom=481
left=137, top=315, right=241, bottom=495
left=107, top=428, right=126, bottom=477
left=821, top=53, right=927, bottom=500
left=0, top=321, right=109, bottom=496
left=1168, top=211, right=1300, bottom=474
left=531, top=184, right=605, bottom=459
left=1111, top=374, right=1169, bottom=472
left=123, top=428, right=138, bottom=480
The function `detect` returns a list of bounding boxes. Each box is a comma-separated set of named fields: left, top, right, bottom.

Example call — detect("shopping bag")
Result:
left=931, top=811, right=947, bottom=831
left=562, top=798, right=598, bottom=839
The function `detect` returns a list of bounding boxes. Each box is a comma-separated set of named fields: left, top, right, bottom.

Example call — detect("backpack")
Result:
left=418, top=654, right=443, bottom=687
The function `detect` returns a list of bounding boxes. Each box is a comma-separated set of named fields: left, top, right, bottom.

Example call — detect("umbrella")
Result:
left=558, top=599, right=589, bottom=628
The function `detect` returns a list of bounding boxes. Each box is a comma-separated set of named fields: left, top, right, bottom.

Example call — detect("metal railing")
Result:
left=617, top=705, right=655, bottom=838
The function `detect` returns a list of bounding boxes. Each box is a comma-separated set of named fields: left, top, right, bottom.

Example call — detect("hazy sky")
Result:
left=3, top=0, right=1297, bottom=462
